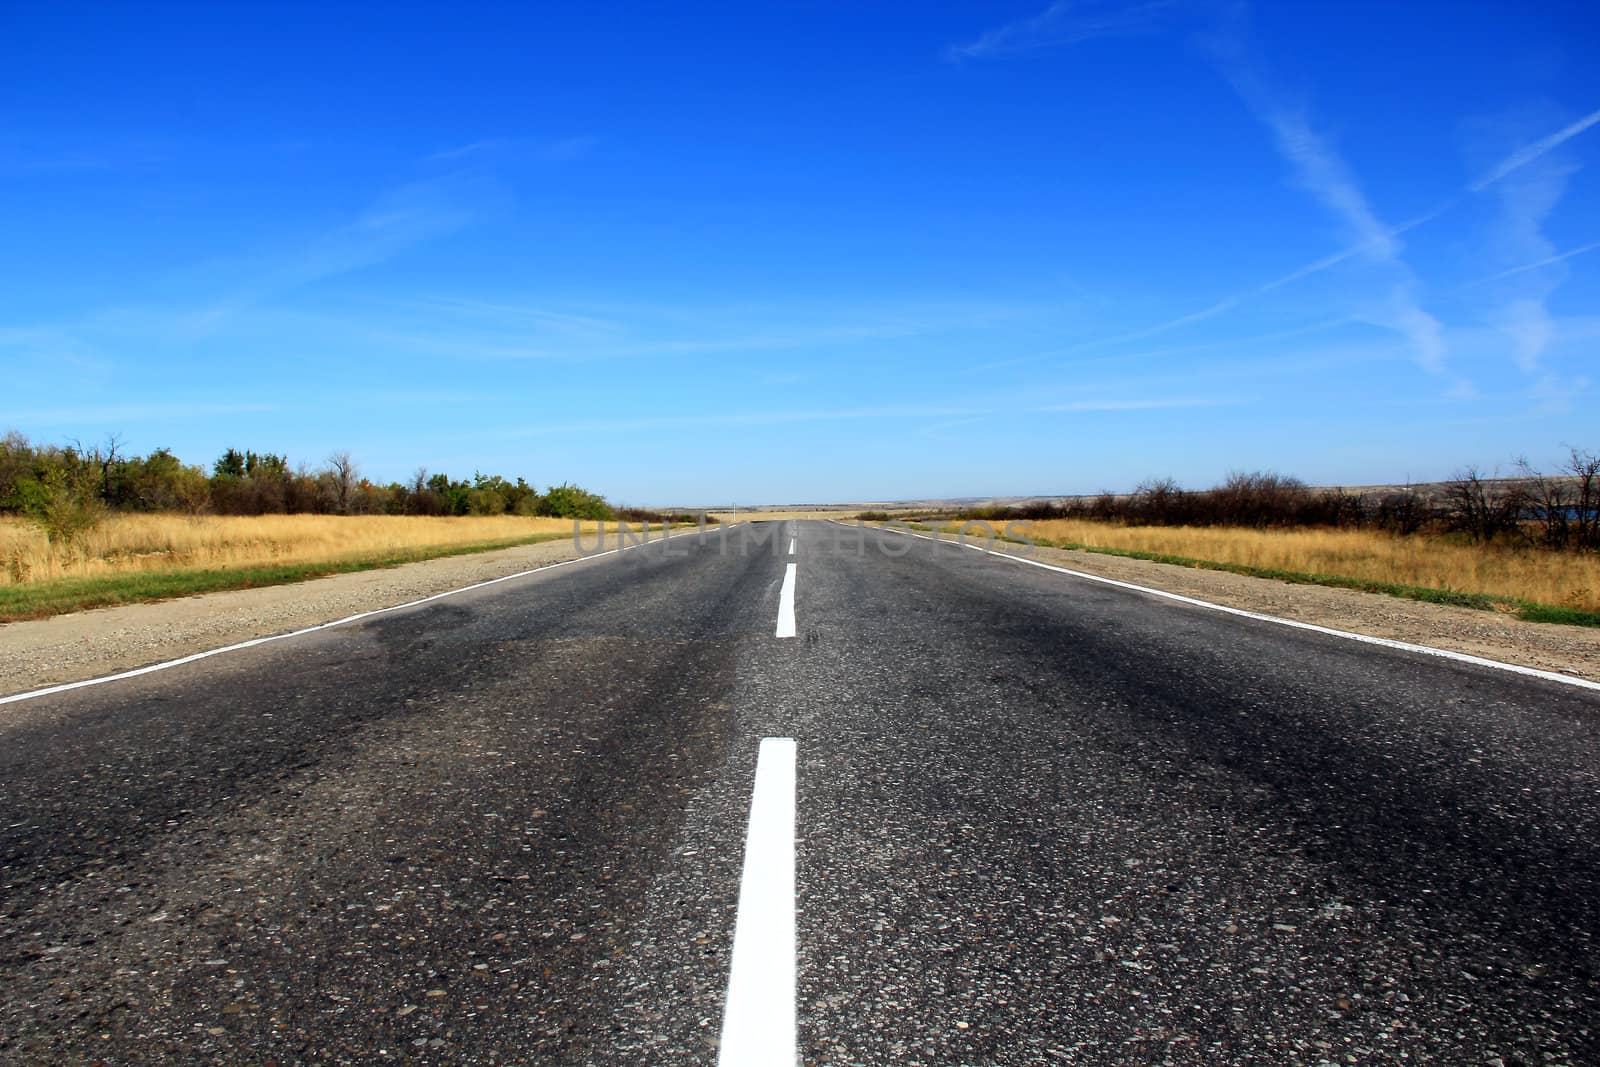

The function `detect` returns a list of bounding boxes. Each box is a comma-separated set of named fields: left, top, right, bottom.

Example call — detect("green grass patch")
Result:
left=0, top=531, right=579, bottom=622
left=1516, top=603, right=1600, bottom=628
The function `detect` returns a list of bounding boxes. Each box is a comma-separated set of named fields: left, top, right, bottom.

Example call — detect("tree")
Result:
left=1443, top=467, right=1522, bottom=544
left=31, top=465, right=104, bottom=551
left=1517, top=455, right=1571, bottom=548
left=1212, top=470, right=1309, bottom=527
left=1375, top=484, right=1429, bottom=535
left=406, top=468, right=437, bottom=515
left=214, top=448, right=247, bottom=480
left=1131, top=477, right=1185, bottom=525
left=327, top=451, right=358, bottom=514
left=540, top=482, right=614, bottom=520
left=1564, top=448, right=1600, bottom=551
left=0, top=430, right=33, bottom=510
left=90, top=432, right=125, bottom=506
left=131, top=448, right=210, bottom=512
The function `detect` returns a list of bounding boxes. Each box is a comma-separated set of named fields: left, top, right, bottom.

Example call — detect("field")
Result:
left=0, top=514, right=626, bottom=620
left=931, top=518, right=1600, bottom=620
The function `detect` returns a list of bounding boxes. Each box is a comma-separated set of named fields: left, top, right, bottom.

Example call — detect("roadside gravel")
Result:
left=0, top=535, right=610, bottom=698
left=993, top=536, right=1600, bottom=684
left=2, top=523, right=1597, bottom=699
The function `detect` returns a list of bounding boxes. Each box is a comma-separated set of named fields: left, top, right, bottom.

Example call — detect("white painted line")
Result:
left=842, top=521, right=1600, bottom=693
left=719, top=737, right=797, bottom=1067
left=775, top=562, right=798, bottom=638
left=0, top=524, right=721, bottom=707
left=788, top=538, right=796, bottom=555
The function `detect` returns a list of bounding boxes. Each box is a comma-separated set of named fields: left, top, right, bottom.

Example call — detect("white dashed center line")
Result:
left=718, top=737, right=797, bottom=1067
left=775, top=562, right=797, bottom=638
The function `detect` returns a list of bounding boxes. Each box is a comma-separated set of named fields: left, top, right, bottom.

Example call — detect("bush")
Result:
left=614, top=507, right=716, bottom=525
left=31, top=466, right=104, bottom=550
left=1443, top=468, right=1523, bottom=544
left=539, top=483, right=614, bottom=520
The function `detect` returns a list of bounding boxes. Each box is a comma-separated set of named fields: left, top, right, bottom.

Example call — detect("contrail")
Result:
left=1471, top=107, right=1600, bottom=191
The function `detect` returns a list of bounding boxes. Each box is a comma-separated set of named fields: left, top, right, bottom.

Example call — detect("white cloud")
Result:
left=1495, top=298, right=1553, bottom=372
left=1, top=402, right=277, bottom=425
left=1470, top=110, right=1585, bottom=372
left=1465, top=239, right=1600, bottom=285
left=1470, top=107, right=1600, bottom=191
left=945, top=0, right=1180, bottom=61
left=1216, top=60, right=1447, bottom=370
left=944, top=4, right=1600, bottom=376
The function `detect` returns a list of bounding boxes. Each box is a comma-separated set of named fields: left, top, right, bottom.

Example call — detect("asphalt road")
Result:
left=2, top=519, right=1599, bottom=1065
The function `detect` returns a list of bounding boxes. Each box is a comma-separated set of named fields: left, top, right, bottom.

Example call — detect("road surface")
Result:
left=2, top=520, right=1598, bottom=1064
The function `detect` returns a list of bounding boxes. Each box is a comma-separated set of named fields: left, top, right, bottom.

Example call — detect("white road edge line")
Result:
left=776, top=562, right=798, bottom=638
left=0, top=524, right=720, bottom=707
left=718, top=737, right=797, bottom=1067
left=839, top=521, right=1600, bottom=694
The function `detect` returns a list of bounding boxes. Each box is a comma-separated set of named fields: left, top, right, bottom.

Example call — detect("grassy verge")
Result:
left=0, top=531, right=583, bottom=622
left=899, top=522, right=1600, bottom=628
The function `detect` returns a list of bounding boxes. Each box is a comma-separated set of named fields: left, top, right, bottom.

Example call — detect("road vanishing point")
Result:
left=2, top=519, right=1598, bottom=1064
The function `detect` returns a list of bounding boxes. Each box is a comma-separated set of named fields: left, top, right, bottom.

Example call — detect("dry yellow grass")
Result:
left=0, top=514, right=611, bottom=585
left=941, top=518, right=1600, bottom=611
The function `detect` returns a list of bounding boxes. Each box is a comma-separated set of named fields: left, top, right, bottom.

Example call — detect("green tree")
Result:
left=539, top=482, right=614, bottom=520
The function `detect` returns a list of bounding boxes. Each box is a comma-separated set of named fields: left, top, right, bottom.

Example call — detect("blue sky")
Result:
left=2, top=1, right=1597, bottom=505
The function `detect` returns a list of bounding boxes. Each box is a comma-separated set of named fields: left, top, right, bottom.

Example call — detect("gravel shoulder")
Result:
left=0, top=535, right=612, bottom=698
left=3, top=524, right=1598, bottom=699
left=999, top=536, right=1600, bottom=684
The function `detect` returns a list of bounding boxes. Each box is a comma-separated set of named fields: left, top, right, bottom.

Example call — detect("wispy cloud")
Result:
left=499, top=405, right=977, bottom=436
left=945, top=0, right=1181, bottom=62
left=1495, top=298, right=1553, bottom=373
left=916, top=415, right=989, bottom=437
left=498, top=395, right=1229, bottom=437
left=420, top=296, right=624, bottom=335
left=1038, top=210, right=1440, bottom=358
left=426, top=135, right=598, bottom=165
left=946, top=3, right=1447, bottom=363
left=1035, top=396, right=1232, bottom=412
left=541, top=135, right=598, bottom=162
left=1478, top=137, right=1580, bottom=374
left=1464, top=239, right=1600, bottom=285
left=1, top=402, right=278, bottom=425
left=945, top=2, right=1600, bottom=379
left=1074, top=101, right=1600, bottom=357
left=426, top=138, right=506, bottom=162
left=1208, top=34, right=1448, bottom=371
left=0, top=134, right=168, bottom=177
left=297, top=173, right=492, bottom=281
left=366, top=293, right=1052, bottom=363
left=1230, top=92, right=1394, bottom=254
left=177, top=170, right=503, bottom=333
left=0, top=325, right=109, bottom=370
left=1470, top=107, right=1600, bottom=191
left=972, top=309, right=1363, bottom=374
left=1525, top=372, right=1592, bottom=416
left=1198, top=107, right=1598, bottom=308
